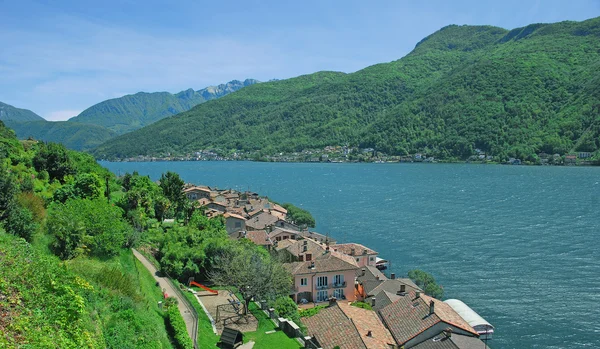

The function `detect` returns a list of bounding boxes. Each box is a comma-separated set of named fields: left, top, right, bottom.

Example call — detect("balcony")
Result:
left=332, top=281, right=347, bottom=288
left=316, top=284, right=329, bottom=290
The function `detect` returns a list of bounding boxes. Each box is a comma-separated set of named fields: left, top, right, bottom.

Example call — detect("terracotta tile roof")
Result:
left=245, top=211, right=279, bottom=230
left=332, top=243, right=378, bottom=256
left=283, top=238, right=326, bottom=257
left=269, top=227, right=301, bottom=238
left=183, top=186, right=211, bottom=193
left=412, top=333, right=490, bottom=349
left=337, top=302, right=395, bottom=349
left=271, top=203, right=288, bottom=214
left=284, top=250, right=359, bottom=276
left=274, top=239, right=296, bottom=251
left=302, top=303, right=367, bottom=349
left=356, top=266, right=388, bottom=283
left=378, top=291, right=478, bottom=346
left=223, top=212, right=247, bottom=221
left=298, top=230, right=335, bottom=244
left=244, top=230, right=273, bottom=246
left=368, top=279, right=422, bottom=297
left=369, top=290, right=401, bottom=312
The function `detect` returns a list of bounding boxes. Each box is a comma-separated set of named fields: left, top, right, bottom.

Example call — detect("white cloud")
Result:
left=45, top=110, right=82, bottom=121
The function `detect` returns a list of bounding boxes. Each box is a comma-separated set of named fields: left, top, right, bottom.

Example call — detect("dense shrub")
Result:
left=167, top=306, right=194, bottom=349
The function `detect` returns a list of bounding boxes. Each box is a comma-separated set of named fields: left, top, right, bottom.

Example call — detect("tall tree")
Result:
left=159, top=171, right=186, bottom=217
left=209, top=242, right=291, bottom=313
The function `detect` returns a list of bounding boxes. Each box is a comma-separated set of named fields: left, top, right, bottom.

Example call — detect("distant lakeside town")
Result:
left=110, top=145, right=599, bottom=166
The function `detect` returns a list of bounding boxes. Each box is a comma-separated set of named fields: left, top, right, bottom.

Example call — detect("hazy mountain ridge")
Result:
left=94, top=17, right=600, bottom=161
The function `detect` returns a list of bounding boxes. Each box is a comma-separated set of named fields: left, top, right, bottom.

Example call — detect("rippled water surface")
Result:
left=102, top=161, right=600, bottom=349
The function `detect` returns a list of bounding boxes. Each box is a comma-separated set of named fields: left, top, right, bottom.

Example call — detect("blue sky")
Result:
left=1, top=0, right=598, bottom=121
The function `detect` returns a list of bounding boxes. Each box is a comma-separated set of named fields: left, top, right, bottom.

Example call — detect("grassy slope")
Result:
left=5, top=120, right=117, bottom=151
left=94, top=17, right=600, bottom=160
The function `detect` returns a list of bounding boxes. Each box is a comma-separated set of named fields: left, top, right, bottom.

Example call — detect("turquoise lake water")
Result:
left=102, top=161, right=600, bottom=349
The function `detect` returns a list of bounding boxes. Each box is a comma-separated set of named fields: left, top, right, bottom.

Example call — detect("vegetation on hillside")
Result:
left=0, top=101, right=44, bottom=122
left=3, top=79, right=259, bottom=151
left=95, top=17, right=600, bottom=162
left=5, top=120, right=117, bottom=151
left=0, top=121, right=172, bottom=348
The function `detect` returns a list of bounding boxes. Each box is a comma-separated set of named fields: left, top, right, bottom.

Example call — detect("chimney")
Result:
left=361, top=268, right=366, bottom=276
left=400, top=284, right=405, bottom=293
left=429, top=300, right=435, bottom=315
left=329, top=297, right=337, bottom=306
left=351, top=247, right=356, bottom=255
left=443, top=328, right=452, bottom=338
left=415, top=291, right=421, bottom=299
left=391, top=273, right=396, bottom=279
left=371, top=297, right=376, bottom=307
left=366, top=330, right=372, bottom=337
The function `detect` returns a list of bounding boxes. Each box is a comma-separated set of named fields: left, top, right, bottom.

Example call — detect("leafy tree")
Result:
left=408, top=269, right=444, bottom=299
left=159, top=171, right=186, bottom=216
left=274, top=296, right=300, bottom=323
left=47, top=198, right=133, bottom=259
left=283, top=203, right=316, bottom=228
left=32, top=142, right=75, bottom=183
left=73, top=173, right=103, bottom=199
left=209, top=242, right=292, bottom=314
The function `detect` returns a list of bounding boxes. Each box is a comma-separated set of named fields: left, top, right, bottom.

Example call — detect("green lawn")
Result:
left=244, top=302, right=302, bottom=349
left=184, top=286, right=300, bottom=349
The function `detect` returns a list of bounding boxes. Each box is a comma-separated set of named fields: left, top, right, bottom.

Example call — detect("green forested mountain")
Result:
left=4, top=120, right=117, bottom=151
left=5, top=79, right=258, bottom=151
left=94, top=17, right=600, bottom=161
left=0, top=101, right=44, bottom=122
left=69, top=79, right=259, bottom=135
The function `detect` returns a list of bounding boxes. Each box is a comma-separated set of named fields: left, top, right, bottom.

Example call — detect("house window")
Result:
left=299, top=255, right=304, bottom=262
left=356, top=258, right=360, bottom=262
left=316, top=276, right=328, bottom=289
left=283, top=236, right=289, bottom=240
left=370, top=257, right=375, bottom=262
left=333, top=289, right=344, bottom=299
left=306, top=254, right=312, bottom=261
left=317, top=290, right=328, bottom=302
left=276, top=237, right=282, bottom=241
left=333, top=274, right=344, bottom=287
left=300, top=278, right=307, bottom=286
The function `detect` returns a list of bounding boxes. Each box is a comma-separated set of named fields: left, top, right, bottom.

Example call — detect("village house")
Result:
left=223, top=212, right=247, bottom=234
left=206, top=201, right=227, bottom=212
left=245, top=210, right=279, bottom=231
left=378, top=290, right=482, bottom=348
left=269, top=226, right=302, bottom=242
left=303, top=300, right=395, bottom=349
left=284, top=242, right=359, bottom=304
left=332, top=243, right=378, bottom=267
left=229, top=230, right=273, bottom=250
left=355, top=266, right=422, bottom=307
left=184, top=186, right=212, bottom=200
left=273, top=219, right=301, bottom=231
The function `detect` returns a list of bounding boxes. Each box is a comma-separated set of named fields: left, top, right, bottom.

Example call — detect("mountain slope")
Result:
left=69, top=79, right=259, bottom=135
left=94, top=17, right=600, bottom=160
left=4, top=120, right=117, bottom=151
left=6, top=78, right=258, bottom=151
left=0, top=101, right=44, bottom=122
